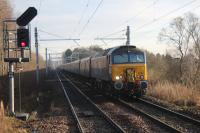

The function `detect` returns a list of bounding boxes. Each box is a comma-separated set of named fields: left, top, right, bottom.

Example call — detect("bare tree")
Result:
left=187, top=13, right=200, bottom=84
left=159, top=15, right=191, bottom=82
left=0, top=0, right=13, bottom=76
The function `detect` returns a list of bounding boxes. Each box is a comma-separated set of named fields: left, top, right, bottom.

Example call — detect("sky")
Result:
left=11, top=0, right=200, bottom=59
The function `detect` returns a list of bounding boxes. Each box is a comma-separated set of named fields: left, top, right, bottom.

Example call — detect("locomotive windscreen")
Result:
left=112, top=52, right=144, bottom=64
left=112, top=47, right=145, bottom=64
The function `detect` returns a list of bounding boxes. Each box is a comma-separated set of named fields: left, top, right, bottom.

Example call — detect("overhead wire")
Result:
left=36, top=0, right=43, bottom=18
left=78, top=0, right=104, bottom=36
left=135, top=0, right=197, bottom=31
left=97, top=0, right=198, bottom=48
left=78, top=0, right=90, bottom=24
left=38, top=29, right=80, bottom=47
left=133, top=2, right=200, bottom=47
left=71, top=0, right=90, bottom=36
left=38, top=0, right=43, bottom=14
left=98, top=0, right=198, bottom=47
left=116, top=0, right=159, bottom=29
left=95, top=0, right=159, bottom=40
left=134, top=2, right=200, bottom=36
left=101, top=29, right=126, bottom=38
left=38, top=29, right=66, bottom=38
left=98, top=0, right=197, bottom=40
left=96, top=0, right=159, bottom=39
left=37, top=0, right=199, bottom=49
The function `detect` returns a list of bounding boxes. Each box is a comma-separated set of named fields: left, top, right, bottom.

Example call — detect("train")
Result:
left=59, top=45, right=148, bottom=97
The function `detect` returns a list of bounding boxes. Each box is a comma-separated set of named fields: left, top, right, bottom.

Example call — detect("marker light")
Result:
left=20, top=42, right=26, bottom=47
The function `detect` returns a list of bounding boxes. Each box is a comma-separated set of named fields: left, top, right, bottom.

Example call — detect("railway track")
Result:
left=116, top=99, right=182, bottom=133
left=65, top=72, right=200, bottom=133
left=56, top=71, right=125, bottom=133
left=117, top=98, right=200, bottom=133
left=138, top=98, right=200, bottom=127
left=64, top=72, right=186, bottom=133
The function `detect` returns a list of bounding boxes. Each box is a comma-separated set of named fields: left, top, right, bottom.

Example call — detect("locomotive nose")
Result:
left=125, top=68, right=135, bottom=82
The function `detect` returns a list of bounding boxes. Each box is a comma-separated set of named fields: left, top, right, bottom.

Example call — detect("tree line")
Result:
left=62, top=45, right=104, bottom=63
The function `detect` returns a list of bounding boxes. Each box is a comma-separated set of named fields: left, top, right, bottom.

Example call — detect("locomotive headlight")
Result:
left=140, top=75, right=144, bottom=80
left=115, top=76, right=120, bottom=80
left=115, top=75, right=123, bottom=80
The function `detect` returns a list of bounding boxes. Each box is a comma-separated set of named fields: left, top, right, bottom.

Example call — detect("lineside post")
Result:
left=45, top=48, right=48, bottom=76
left=9, top=62, right=14, bottom=115
left=126, top=26, right=130, bottom=46
left=49, top=53, right=51, bottom=70
left=35, top=27, right=39, bottom=84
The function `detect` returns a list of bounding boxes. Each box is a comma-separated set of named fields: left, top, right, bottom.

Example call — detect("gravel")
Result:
left=66, top=72, right=200, bottom=133
left=125, top=97, right=200, bottom=133
left=143, top=96, right=200, bottom=121
left=67, top=74, right=169, bottom=133
left=26, top=72, right=78, bottom=133
left=64, top=81, right=117, bottom=133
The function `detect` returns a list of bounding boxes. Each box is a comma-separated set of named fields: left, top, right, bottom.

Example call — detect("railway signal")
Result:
left=16, top=7, right=37, bottom=26
left=2, top=7, right=38, bottom=115
left=17, top=28, right=29, bottom=48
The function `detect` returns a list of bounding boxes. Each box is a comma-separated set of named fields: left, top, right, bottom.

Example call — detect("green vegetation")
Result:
left=62, top=45, right=104, bottom=62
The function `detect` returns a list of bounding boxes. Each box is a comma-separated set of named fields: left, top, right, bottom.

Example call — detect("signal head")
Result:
left=17, top=28, right=29, bottom=48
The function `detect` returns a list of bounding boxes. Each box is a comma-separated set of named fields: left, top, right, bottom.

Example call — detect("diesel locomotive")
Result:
left=60, top=45, right=148, bottom=97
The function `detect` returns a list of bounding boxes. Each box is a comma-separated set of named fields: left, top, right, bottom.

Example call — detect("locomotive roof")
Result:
left=103, top=45, right=143, bottom=55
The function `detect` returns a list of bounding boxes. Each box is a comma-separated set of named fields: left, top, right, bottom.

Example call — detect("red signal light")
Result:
left=20, top=42, right=26, bottom=47
left=17, top=29, right=29, bottom=48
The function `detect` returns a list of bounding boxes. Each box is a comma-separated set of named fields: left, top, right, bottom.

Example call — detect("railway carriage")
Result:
left=80, top=57, right=91, bottom=77
left=60, top=45, right=148, bottom=97
left=63, top=60, right=80, bottom=74
left=91, top=56, right=109, bottom=81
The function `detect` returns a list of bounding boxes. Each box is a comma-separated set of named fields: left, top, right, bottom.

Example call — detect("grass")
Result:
left=147, top=81, right=200, bottom=107
left=0, top=52, right=46, bottom=132
left=0, top=101, right=28, bottom=133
